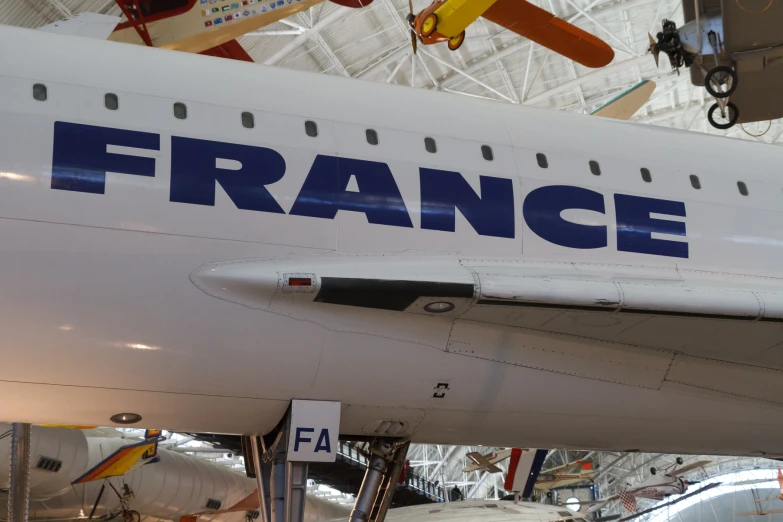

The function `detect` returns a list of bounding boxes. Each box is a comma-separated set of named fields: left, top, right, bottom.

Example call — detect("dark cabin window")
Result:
left=33, top=84, right=47, bottom=102
left=640, top=168, right=652, bottom=182
left=366, top=129, right=379, bottom=145
left=241, top=112, right=255, bottom=129
left=589, top=160, right=600, bottom=176
left=424, top=137, right=437, bottom=153
left=481, top=145, right=494, bottom=161
left=536, top=153, right=548, bottom=168
left=737, top=181, right=748, bottom=196
left=105, top=93, right=119, bottom=111
left=690, top=175, right=701, bottom=189
left=305, top=120, right=318, bottom=137
left=173, top=102, right=187, bottom=120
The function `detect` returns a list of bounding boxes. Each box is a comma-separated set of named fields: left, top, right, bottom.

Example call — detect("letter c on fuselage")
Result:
left=522, top=185, right=607, bottom=249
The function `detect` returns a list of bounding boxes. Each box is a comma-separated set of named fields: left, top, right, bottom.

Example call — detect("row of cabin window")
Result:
left=32, top=84, right=495, bottom=160
left=536, top=152, right=750, bottom=196
left=29, top=83, right=751, bottom=195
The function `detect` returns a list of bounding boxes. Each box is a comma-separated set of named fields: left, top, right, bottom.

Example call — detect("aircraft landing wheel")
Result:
left=705, top=66, right=738, bottom=98
left=448, top=30, right=465, bottom=51
left=708, top=101, right=739, bottom=129
left=650, top=467, right=657, bottom=475
left=123, top=511, right=140, bottom=522
left=421, top=13, right=438, bottom=37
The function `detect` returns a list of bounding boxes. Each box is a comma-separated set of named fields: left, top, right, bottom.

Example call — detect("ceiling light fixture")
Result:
left=110, top=412, right=142, bottom=425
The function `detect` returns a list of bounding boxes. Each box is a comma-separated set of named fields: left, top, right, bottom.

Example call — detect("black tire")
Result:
left=650, top=467, right=657, bottom=475
left=123, top=510, right=140, bottom=522
left=676, top=457, right=684, bottom=465
left=705, top=66, right=738, bottom=98
left=708, top=102, right=739, bottom=129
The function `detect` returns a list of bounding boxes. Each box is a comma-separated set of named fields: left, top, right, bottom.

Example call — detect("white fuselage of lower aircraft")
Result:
left=2, top=24, right=783, bottom=457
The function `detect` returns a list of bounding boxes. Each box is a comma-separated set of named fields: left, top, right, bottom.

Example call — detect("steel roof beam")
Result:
left=264, top=4, right=353, bottom=65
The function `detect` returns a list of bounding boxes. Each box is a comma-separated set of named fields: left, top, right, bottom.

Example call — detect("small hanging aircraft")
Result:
left=404, top=0, right=614, bottom=67
left=579, top=458, right=712, bottom=514
left=534, top=460, right=596, bottom=492
left=463, top=448, right=513, bottom=473
left=464, top=449, right=597, bottom=493
left=735, top=469, right=783, bottom=516
left=71, top=429, right=165, bottom=485
left=616, top=482, right=722, bottom=521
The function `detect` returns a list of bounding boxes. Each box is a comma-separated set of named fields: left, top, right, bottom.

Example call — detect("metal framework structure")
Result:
left=3, top=0, right=783, bottom=141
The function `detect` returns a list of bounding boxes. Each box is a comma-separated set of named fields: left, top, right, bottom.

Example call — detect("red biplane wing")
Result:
left=481, top=0, right=614, bottom=68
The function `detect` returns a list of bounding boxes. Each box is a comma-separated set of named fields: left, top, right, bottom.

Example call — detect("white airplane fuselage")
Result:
left=3, top=24, right=783, bottom=457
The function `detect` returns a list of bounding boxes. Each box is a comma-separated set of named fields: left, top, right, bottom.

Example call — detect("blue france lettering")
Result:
left=523, top=185, right=607, bottom=249
left=614, top=194, right=687, bottom=258
left=50, top=122, right=688, bottom=258
left=52, top=122, right=159, bottom=194
left=290, top=155, right=413, bottom=227
left=420, top=168, right=514, bottom=239
left=170, top=136, right=286, bottom=213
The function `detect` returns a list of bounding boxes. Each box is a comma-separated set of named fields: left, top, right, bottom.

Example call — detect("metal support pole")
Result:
left=249, top=437, right=270, bottom=522
left=349, top=440, right=395, bottom=522
left=88, top=483, right=106, bottom=520
left=269, top=436, right=287, bottom=522
left=8, top=423, right=32, bottom=522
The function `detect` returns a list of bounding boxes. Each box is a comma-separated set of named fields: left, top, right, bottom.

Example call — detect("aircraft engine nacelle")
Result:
left=328, top=0, right=375, bottom=8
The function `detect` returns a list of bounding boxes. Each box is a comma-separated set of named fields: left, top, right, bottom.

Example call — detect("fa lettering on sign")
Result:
left=286, top=400, right=341, bottom=463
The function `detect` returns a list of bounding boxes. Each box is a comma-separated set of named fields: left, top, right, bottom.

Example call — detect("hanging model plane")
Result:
left=45, top=0, right=369, bottom=61
left=615, top=482, right=722, bottom=521
left=71, top=429, right=164, bottom=485
left=580, top=459, right=711, bottom=513
left=463, top=448, right=513, bottom=473
left=648, top=0, right=783, bottom=130
left=533, top=460, right=595, bottom=493
left=463, top=449, right=595, bottom=494
left=405, top=0, right=613, bottom=65
left=735, top=469, right=783, bottom=516
left=5, top=20, right=783, bottom=468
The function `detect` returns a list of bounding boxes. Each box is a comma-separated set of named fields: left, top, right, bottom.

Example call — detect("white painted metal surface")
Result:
left=0, top=25, right=783, bottom=458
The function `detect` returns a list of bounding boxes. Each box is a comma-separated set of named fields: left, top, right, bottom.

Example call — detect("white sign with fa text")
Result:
left=286, top=400, right=341, bottom=462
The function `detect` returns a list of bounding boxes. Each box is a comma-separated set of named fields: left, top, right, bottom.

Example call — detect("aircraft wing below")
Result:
left=192, top=256, right=783, bottom=407
left=481, top=0, right=614, bottom=67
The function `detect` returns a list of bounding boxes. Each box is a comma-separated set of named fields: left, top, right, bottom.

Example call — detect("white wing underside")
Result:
left=192, top=256, right=783, bottom=409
